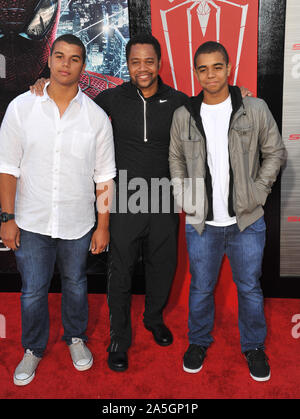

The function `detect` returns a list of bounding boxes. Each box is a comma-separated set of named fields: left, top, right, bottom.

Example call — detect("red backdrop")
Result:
left=150, top=0, right=259, bottom=311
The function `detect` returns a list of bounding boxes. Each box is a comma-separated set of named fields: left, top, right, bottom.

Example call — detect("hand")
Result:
left=0, top=220, right=20, bottom=251
left=90, top=227, right=110, bottom=255
left=29, top=78, right=49, bottom=96
left=240, top=86, right=253, bottom=98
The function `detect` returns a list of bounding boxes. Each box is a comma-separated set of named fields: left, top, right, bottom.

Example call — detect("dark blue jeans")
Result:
left=185, top=217, right=267, bottom=353
left=15, top=228, right=93, bottom=358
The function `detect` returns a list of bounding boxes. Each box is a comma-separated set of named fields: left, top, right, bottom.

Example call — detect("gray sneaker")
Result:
left=68, top=338, right=93, bottom=371
left=14, top=349, right=41, bottom=386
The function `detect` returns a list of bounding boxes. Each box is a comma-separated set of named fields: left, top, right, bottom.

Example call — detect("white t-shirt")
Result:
left=200, top=95, right=237, bottom=227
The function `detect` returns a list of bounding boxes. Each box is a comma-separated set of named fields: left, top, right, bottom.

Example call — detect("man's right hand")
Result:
left=29, top=78, right=49, bottom=96
left=0, top=221, right=20, bottom=251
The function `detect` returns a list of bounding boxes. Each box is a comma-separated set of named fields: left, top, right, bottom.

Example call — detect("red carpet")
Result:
left=0, top=292, right=300, bottom=399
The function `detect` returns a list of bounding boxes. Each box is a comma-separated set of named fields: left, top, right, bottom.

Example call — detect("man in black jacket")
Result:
left=94, top=34, right=188, bottom=372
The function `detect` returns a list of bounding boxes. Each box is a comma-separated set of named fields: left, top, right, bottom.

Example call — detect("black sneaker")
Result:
left=183, top=344, right=207, bottom=373
left=244, top=349, right=271, bottom=382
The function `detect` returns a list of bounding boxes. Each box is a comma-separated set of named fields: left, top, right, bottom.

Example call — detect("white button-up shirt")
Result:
left=0, top=84, right=116, bottom=239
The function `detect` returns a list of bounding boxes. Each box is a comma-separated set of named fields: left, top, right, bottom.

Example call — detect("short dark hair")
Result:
left=193, top=41, right=229, bottom=68
left=126, top=33, right=161, bottom=62
left=51, top=34, right=86, bottom=63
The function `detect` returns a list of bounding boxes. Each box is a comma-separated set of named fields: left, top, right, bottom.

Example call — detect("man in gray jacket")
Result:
left=169, top=41, right=286, bottom=382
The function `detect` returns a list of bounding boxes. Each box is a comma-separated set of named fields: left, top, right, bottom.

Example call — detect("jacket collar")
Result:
left=185, top=85, right=243, bottom=120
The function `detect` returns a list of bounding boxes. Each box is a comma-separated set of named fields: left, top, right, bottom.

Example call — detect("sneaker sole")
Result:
left=14, top=371, right=35, bottom=386
left=73, top=356, right=93, bottom=371
left=250, top=372, right=271, bottom=382
left=183, top=363, right=203, bottom=374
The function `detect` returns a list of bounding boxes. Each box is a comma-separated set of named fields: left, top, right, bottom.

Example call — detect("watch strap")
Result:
left=0, top=212, right=15, bottom=222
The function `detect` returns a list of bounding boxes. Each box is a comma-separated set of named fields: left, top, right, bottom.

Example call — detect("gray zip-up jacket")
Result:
left=169, top=86, right=286, bottom=234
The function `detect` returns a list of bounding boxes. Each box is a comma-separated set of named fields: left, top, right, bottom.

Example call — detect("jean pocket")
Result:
left=247, top=216, right=266, bottom=232
left=185, top=222, right=196, bottom=233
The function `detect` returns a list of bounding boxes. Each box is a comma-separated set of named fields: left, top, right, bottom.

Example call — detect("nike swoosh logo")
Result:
left=159, top=100, right=167, bottom=103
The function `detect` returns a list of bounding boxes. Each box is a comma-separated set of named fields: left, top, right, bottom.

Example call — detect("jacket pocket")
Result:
left=250, top=179, right=268, bottom=206
left=172, top=177, right=205, bottom=220
left=232, top=126, right=254, bottom=153
left=182, top=138, right=202, bottom=159
left=183, top=177, right=205, bottom=225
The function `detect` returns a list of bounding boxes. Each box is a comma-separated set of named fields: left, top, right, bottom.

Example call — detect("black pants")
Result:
left=107, top=211, right=179, bottom=352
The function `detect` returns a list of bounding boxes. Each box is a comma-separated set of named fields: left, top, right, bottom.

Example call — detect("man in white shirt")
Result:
left=0, top=34, right=116, bottom=386
left=169, top=41, right=285, bottom=381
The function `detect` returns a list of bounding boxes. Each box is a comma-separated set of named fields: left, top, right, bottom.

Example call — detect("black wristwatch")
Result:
left=0, top=212, right=15, bottom=222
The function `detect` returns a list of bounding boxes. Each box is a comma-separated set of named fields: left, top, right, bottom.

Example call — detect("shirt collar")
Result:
left=40, top=81, right=83, bottom=107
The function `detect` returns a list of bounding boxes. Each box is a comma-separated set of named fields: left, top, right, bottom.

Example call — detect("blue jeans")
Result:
left=185, top=217, right=267, bottom=353
left=15, top=228, right=93, bottom=358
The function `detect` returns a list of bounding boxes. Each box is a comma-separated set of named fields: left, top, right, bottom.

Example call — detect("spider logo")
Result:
left=160, top=0, right=248, bottom=94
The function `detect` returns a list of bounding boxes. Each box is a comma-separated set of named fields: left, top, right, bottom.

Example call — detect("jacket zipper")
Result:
left=137, top=90, right=148, bottom=143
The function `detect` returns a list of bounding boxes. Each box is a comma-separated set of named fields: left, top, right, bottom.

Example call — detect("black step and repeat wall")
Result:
left=258, top=0, right=300, bottom=297
left=280, top=1, right=300, bottom=283
left=0, top=0, right=299, bottom=297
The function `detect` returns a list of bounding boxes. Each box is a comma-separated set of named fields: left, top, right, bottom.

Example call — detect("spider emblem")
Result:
left=160, top=0, right=248, bottom=94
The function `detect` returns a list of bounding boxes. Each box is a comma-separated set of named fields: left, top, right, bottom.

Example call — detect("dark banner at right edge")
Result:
left=280, top=0, right=300, bottom=277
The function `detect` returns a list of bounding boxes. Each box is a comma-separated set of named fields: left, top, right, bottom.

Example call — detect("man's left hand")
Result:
left=90, top=227, right=110, bottom=254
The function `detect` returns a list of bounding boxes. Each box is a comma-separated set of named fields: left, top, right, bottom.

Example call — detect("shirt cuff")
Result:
left=94, top=170, right=116, bottom=184
left=0, top=165, right=20, bottom=178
